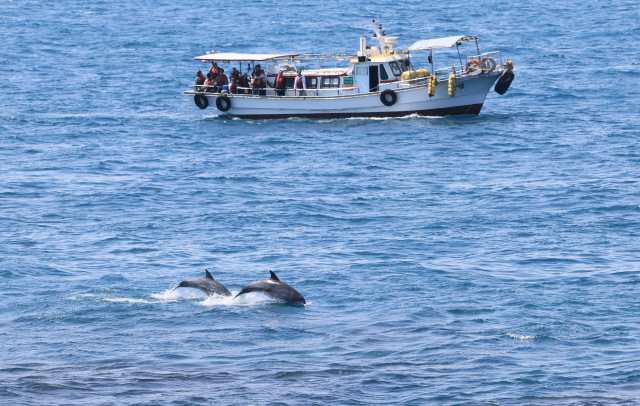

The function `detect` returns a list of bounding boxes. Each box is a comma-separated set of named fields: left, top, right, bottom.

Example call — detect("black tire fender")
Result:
left=494, top=70, right=515, bottom=95
left=216, top=95, right=232, bottom=112
left=194, top=94, right=209, bottom=109
left=380, top=89, right=397, bottom=106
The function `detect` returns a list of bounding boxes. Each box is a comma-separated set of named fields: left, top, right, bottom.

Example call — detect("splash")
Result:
left=151, top=288, right=207, bottom=301
left=506, top=333, right=538, bottom=340
left=198, top=291, right=275, bottom=307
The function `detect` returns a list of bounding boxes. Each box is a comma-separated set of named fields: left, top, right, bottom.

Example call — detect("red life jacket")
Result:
left=241, top=77, right=250, bottom=87
left=205, top=78, right=213, bottom=86
left=230, top=82, right=238, bottom=94
left=275, top=76, right=285, bottom=89
left=295, top=77, right=304, bottom=88
left=196, top=75, right=205, bottom=85
left=252, top=77, right=260, bottom=88
left=217, top=75, right=226, bottom=86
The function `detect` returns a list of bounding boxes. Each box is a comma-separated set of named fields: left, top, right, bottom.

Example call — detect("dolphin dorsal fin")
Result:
left=205, top=269, right=214, bottom=280
left=270, top=271, right=280, bottom=282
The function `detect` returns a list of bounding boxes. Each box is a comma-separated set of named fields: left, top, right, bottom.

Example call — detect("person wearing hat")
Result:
left=269, top=70, right=286, bottom=96
left=293, top=70, right=306, bottom=96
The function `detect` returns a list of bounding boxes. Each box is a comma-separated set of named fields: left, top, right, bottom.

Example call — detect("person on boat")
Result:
left=195, top=70, right=205, bottom=86
left=251, top=74, right=261, bottom=95
left=214, top=68, right=228, bottom=93
left=269, top=70, right=286, bottom=96
left=252, top=64, right=262, bottom=79
left=208, top=62, right=219, bottom=78
left=293, top=70, right=306, bottom=96
left=229, top=78, right=238, bottom=94
left=256, top=69, right=267, bottom=96
left=239, top=73, right=250, bottom=94
left=204, top=72, right=214, bottom=92
left=229, top=67, right=240, bottom=83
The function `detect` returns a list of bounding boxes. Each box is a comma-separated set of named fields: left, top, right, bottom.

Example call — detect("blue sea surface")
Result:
left=2, top=0, right=640, bottom=404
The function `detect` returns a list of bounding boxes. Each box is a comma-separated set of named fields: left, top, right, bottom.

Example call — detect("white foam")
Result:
left=198, top=291, right=274, bottom=307
left=507, top=332, right=537, bottom=340
left=151, top=288, right=207, bottom=301
left=104, top=298, right=152, bottom=304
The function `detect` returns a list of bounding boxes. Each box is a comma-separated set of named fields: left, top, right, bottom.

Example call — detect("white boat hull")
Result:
left=185, top=72, right=501, bottom=119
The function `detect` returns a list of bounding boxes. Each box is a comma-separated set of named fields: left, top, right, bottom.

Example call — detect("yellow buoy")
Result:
left=428, top=75, right=436, bottom=97
left=448, top=73, right=456, bottom=97
left=507, top=60, right=514, bottom=71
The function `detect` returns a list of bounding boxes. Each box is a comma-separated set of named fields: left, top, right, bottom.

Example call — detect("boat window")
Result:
left=379, top=64, right=389, bottom=80
left=389, top=62, right=402, bottom=76
left=405, top=59, right=414, bottom=71
left=320, top=77, right=340, bottom=88
left=398, top=59, right=413, bottom=71
left=306, top=77, right=317, bottom=89
left=355, top=66, right=368, bottom=76
left=285, top=77, right=295, bottom=88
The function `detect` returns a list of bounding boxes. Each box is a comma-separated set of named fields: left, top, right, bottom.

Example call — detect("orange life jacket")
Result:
left=295, top=77, right=304, bottom=88
left=275, top=76, right=286, bottom=89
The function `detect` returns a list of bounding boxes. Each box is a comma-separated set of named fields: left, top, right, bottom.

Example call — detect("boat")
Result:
left=184, top=20, right=515, bottom=119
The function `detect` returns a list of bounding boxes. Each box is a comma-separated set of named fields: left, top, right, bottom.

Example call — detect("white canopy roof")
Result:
left=405, top=36, right=481, bottom=52
left=195, top=52, right=299, bottom=62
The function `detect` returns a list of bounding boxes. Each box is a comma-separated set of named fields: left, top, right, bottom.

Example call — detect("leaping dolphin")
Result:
left=235, top=271, right=305, bottom=304
left=171, top=269, right=232, bottom=297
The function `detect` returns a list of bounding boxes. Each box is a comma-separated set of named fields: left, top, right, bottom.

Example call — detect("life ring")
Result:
left=380, top=90, right=397, bottom=106
left=481, top=56, right=497, bottom=72
left=466, top=59, right=482, bottom=74
left=194, top=94, right=209, bottom=110
left=215, top=95, right=231, bottom=112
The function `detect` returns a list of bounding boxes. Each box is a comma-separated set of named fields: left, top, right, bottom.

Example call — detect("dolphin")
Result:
left=235, top=271, right=305, bottom=304
left=171, top=269, right=232, bottom=297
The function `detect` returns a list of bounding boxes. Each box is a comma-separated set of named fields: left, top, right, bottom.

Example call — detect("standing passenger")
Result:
left=240, top=73, right=250, bottom=94
left=251, top=75, right=261, bottom=95
left=269, top=70, right=286, bottom=96
left=230, top=67, right=240, bottom=83
left=256, top=69, right=267, bottom=96
left=215, top=68, right=228, bottom=93
left=293, top=70, right=306, bottom=96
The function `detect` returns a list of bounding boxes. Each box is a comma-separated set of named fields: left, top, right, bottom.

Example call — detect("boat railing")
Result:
left=193, top=85, right=363, bottom=97
left=465, top=51, right=503, bottom=68
left=434, top=51, right=504, bottom=79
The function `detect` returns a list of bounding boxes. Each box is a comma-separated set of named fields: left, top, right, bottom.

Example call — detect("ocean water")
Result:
left=2, top=0, right=640, bottom=404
